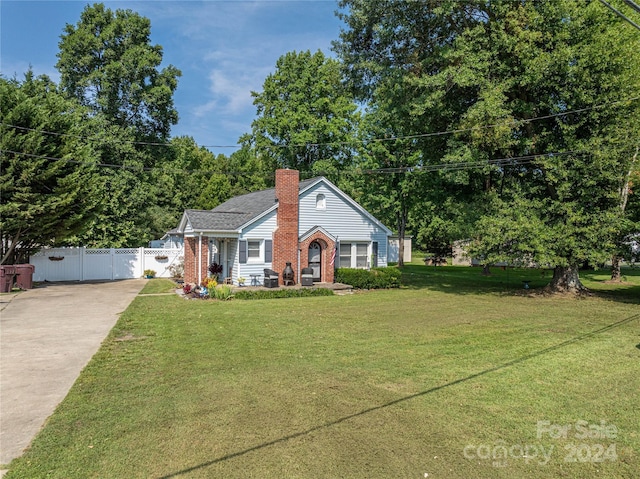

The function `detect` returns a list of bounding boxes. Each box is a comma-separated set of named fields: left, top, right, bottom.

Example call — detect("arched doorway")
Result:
left=308, top=241, right=322, bottom=281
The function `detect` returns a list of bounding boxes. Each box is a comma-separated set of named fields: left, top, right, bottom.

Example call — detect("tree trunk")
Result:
left=610, top=146, right=637, bottom=279
left=398, top=223, right=405, bottom=268
left=610, top=255, right=622, bottom=282
left=547, top=265, right=587, bottom=293
left=481, top=264, right=491, bottom=276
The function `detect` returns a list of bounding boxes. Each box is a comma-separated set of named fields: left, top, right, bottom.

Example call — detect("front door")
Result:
left=309, top=242, right=322, bottom=281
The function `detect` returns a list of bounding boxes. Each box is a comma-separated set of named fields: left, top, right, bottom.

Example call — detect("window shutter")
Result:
left=265, top=240, right=272, bottom=263
left=239, top=240, right=247, bottom=264
left=372, top=241, right=378, bottom=267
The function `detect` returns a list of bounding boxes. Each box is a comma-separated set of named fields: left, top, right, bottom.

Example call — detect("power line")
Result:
left=2, top=95, right=638, bottom=152
left=599, top=0, right=640, bottom=31
left=0, top=147, right=603, bottom=177
left=622, top=0, right=640, bottom=15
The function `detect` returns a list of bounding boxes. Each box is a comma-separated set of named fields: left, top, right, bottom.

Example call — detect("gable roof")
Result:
left=299, top=177, right=393, bottom=236
left=178, top=178, right=318, bottom=233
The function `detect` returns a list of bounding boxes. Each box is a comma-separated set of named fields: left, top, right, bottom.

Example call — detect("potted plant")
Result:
left=144, top=269, right=156, bottom=279
left=208, top=261, right=223, bottom=280
left=238, top=277, right=246, bottom=287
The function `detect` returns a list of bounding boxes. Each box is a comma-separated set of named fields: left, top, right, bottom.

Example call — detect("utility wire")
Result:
left=599, top=0, right=640, bottom=31
left=2, top=95, right=639, bottom=151
left=622, top=0, right=640, bottom=16
left=0, top=147, right=596, bottom=176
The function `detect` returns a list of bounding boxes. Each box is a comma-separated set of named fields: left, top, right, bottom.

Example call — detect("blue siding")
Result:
left=236, top=210, right=277, bottom=283
left=234, top=179, right=391, bottom=283
left=299, top=182, right=389, bottom=266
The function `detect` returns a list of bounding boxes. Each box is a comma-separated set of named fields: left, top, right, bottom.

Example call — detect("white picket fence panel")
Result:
left=30, top=247, right=183, bottom=282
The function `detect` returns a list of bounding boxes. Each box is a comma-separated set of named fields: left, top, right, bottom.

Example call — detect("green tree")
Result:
left=246, top=50, right=359, bottom=179
left=0, top=73, right=100, bottom=263
left=55, top=2, right=183, bottom=247
left=336, top=0, right=640, bottom=292
left=346, top=102, right=424, bottom=267
left=56, top=2, right=181, bottom=142
left=223, top=146, right=270, bottom=196
left=610, top=147, right=639, bottom=280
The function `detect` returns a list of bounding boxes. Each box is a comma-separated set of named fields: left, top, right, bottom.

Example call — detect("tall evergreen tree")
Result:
left=0, top=73, right=100, bottom=263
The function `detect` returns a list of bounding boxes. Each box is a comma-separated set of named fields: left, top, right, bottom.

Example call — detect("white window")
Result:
left=339, top=243, right=352, bottom=268
left=339, top=242, right=370, bottom=268
left=316, top=194, right=326, bottom=210
left=248, top=240, right=261, bottom=260
left=356, top=243, right=368, bottom=268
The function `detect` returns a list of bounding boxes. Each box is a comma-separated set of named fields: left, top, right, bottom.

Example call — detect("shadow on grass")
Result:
left=400, top=264, right=553, bottom=295
left=579, top=268, right=640, bottom=305
left=400, top=265, right=640, bottom=303
left=157, top=312, right=640, bottom=479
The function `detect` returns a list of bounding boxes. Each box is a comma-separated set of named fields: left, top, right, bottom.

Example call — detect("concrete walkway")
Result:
left=0, top=279, right=146, bottom=469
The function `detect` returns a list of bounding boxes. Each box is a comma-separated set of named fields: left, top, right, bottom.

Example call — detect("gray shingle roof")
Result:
left=184, top=177, right=319, bottom=232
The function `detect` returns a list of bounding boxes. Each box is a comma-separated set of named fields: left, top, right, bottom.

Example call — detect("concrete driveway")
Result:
left=0, top=279, right=146, bottom=468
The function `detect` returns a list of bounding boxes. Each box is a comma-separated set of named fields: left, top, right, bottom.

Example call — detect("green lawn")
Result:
left=5, top=265, right=639, bottom=478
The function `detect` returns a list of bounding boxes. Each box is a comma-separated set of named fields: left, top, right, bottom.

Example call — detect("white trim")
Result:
left=246, top=239, right=262, bottom=263
left=339, top=241, right=371, bottom=269
left=299, top=225, right=336, bottom=243
left=198, top=233, right=203, bottom=285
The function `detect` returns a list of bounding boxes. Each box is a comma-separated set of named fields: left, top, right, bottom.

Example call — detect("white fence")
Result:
left=30, top=247, right=183, bottom=282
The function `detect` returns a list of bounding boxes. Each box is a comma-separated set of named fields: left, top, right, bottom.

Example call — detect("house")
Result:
left=148, top=228, right=184, bottom=249
left=177, top=169, right=392, bottom=286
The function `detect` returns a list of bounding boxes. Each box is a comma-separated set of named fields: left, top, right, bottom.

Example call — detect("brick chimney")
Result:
left=273, top=169, right=299, bottom=284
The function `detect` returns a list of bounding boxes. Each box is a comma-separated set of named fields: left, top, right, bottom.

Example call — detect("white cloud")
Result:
left=193, top=69, right=255, bottom=117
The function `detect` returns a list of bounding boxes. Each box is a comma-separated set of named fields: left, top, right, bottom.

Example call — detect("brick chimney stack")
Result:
left=273, top=169, right=299, bottom=284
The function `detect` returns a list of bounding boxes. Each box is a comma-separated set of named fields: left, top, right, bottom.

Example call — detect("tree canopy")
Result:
left=246, top=50, right=360, bottom=179
left=0, top=73, right=100, bottom=263
left=56, top=2, right=181, bottom=142
left=336, top=0, right=640, bottom=291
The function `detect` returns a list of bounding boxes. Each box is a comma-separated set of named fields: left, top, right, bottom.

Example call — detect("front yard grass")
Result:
left=138, top=278, right=179, bottom=295
left=5, top=265, right=639, bottom=478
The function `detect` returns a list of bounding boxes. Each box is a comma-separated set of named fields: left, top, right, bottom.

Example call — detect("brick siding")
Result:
left=184, top=236, right=209, bottom=284
left=272, top=169, right=300, bottom=285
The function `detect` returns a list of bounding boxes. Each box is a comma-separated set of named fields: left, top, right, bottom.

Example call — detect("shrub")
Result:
left=335, top=267, right=401, bottom=289
left=211, top=284, right=233, bottom=300
left=234, top=288, right=334, bottom=300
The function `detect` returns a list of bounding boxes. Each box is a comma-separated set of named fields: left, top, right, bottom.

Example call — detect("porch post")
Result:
left=198, top=233, right=202, bottom=286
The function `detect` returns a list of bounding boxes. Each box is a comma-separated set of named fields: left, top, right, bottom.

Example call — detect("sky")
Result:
left=0, top=0, right=346, bottom=155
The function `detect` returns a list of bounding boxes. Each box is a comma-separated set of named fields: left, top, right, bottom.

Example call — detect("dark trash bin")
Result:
left=301, top=267, right=314, bottom=286
left=0, top=265, right=17, bottom=293
left=15, top=264, right=35, bottom=289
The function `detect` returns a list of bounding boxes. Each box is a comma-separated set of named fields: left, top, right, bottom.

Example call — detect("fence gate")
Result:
left=29, top=247, right=183, bottom=282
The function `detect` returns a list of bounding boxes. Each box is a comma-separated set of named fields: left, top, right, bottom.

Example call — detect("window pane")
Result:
left=248, top=240, right=260, bottom=258
left=356, top=243, right=368, bottom=267
left=339, top=243, right=351, bottom=268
